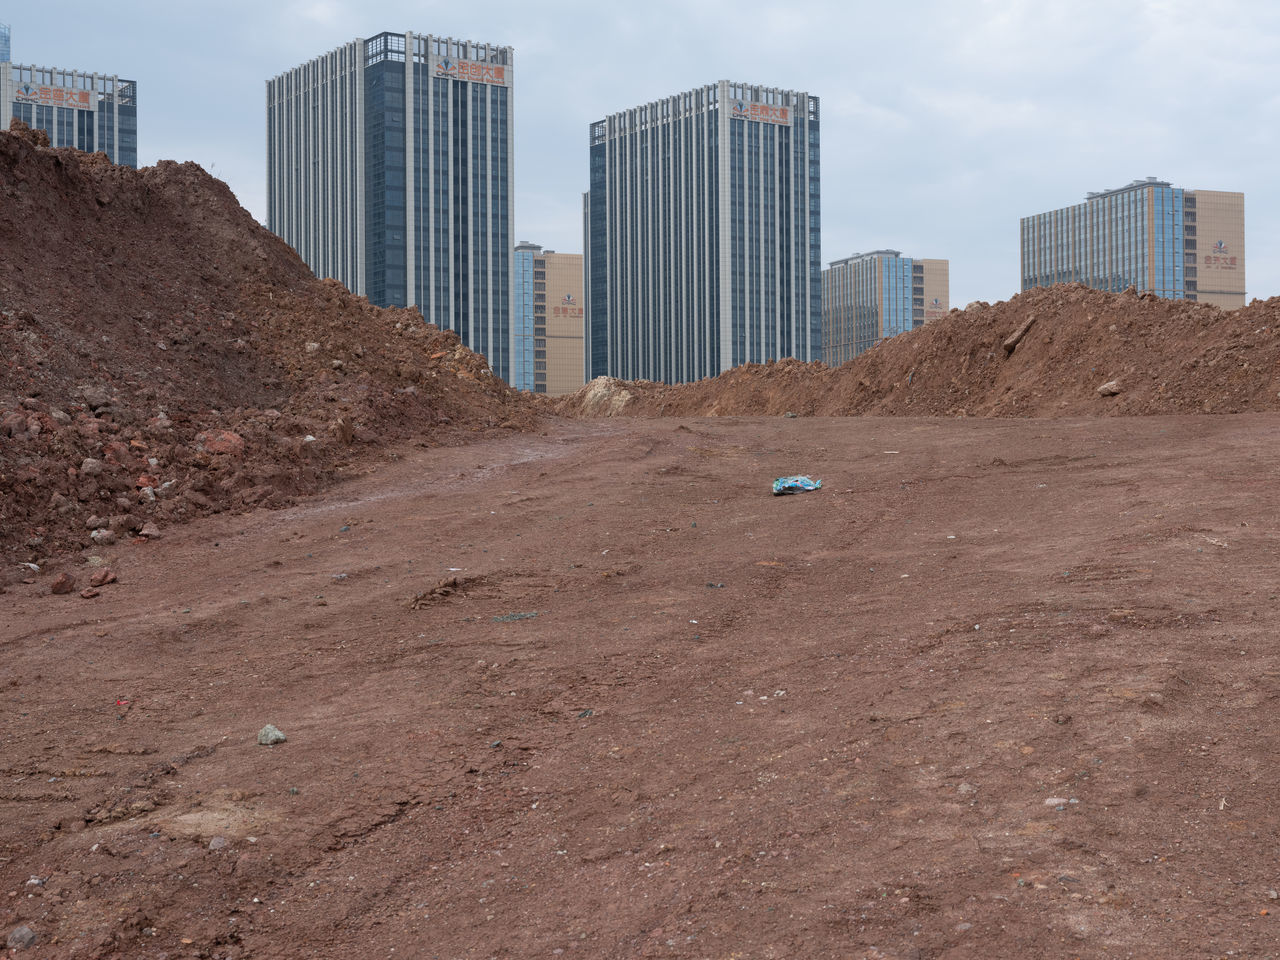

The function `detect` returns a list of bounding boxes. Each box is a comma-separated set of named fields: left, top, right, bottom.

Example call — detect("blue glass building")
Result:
left=267, top=32, right=515, bottom=382
left=1021, top=177, right=1246, bottom=308
left=585, top=81, right=821, bottom=385
left=1, top=24, right=138, bottom=167
left=822, top=251, right=949, bottom=363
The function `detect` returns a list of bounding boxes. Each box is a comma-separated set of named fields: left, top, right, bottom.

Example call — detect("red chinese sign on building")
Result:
left=730, top=101, right=791, bottom=126
left=435, top=58, right=507, bottom=86
left=553, top=306, right=584, bottom=318
left=1203, top=255, right=1238, bottom=270
left=14, top=84, right=92, bottom=109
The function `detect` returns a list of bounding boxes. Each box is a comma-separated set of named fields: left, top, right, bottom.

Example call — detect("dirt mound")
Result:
left=0, top=130, right=537, bottom=564
left=558, top=284, right=1280, bottom=418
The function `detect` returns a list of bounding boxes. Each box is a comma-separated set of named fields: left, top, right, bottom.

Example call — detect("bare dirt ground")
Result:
left=4, top=412, right=1279, bottom=959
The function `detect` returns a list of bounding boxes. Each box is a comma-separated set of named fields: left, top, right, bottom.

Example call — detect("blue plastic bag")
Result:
left=772, top=475, right=822, bottom=496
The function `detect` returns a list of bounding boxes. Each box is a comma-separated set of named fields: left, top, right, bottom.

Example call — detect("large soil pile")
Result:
left=0, top=125, right=536, bottom=564
left=558, top=284, right=1280, bottom=418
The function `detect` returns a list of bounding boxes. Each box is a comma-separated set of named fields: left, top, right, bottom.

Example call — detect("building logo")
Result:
left=931, top=297, right=941, bottom=307
left=437, top=58, right=456, bottom=77
left=733, top=100, right=748, bottom=115
left=1214, top=240, right=1227, bottom=254
left=562, top=293, right=576, bottom=306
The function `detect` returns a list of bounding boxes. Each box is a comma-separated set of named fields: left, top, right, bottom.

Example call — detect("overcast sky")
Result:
left=8, top=0, right=1279, bottom=307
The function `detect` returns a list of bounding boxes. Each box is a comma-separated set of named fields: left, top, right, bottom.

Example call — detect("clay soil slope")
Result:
left=0, top=125, right=536, bottom=566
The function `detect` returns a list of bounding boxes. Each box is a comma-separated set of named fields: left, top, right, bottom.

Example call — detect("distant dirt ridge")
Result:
left=558, top=284, right=1280, bottom=418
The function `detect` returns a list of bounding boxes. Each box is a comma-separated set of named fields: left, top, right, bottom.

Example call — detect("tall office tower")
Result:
left=0, top=25, right=138, bottom=167
left=267, top=32, right=515, bottom=381
left=1021, top=177, right=1245, bottom=309
left=585, top=81, right=821, bottom=385
left=822, top=251, right=949, bottom=364
left=513, top=242, right=585, bottom=395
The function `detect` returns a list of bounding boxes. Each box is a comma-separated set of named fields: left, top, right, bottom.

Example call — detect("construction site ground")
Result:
left=4, top=412, right=1278, bottom=959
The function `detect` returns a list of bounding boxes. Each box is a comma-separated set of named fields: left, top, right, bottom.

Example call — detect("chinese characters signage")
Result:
left=435, top=58, right=508, bottom=86
left=14, top=84, right=92, bottom=109
left=730, top=100, right=791, bottom=126
left=1203, top=254, right=1238, bottom=270
left=553, top=304, right=583, bottom=319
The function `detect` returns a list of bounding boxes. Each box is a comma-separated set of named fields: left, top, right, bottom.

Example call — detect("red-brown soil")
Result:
left=4, top=415, right=1280, bottom=958
left=0, top=124, right=535, bottom=566
left=558, top=285, right=1280, bottom=419
left=6, top=123, right=1280, bottom=959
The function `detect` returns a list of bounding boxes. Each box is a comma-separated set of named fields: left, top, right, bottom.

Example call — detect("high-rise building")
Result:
left=0, top=25, right=138, bottom=167
left=513, top=242, right=584, bottom=395
left=267, top=32, right=515, bottom=381
left=585, top=80, right=821, bottom=385
left=1021, top=177, right=1245, bottom=309
left=822, top=251, right=949, bottom=364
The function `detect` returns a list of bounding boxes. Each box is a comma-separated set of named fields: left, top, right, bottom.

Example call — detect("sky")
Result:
left=7, top=0, right=1280, bottom=308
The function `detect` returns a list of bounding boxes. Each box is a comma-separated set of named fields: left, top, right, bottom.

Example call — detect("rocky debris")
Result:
left=6, top=924, right=37, bottom=950
left=80, top=587, right=100, bottom=599
left=49, top=572, right=75, bottom=595
left=407, top=575, right=469, bottom=608
left=556, top=284, right=1280, bottom=419
left=257, top=724, right=287, bottom=746
left=0, top=128, right=540, bottom=562
left=1097, top=379, right=1122, bottom=396
left=209, top=836, right=229, bottom=851
left=138, top=522, right=162, bottom=540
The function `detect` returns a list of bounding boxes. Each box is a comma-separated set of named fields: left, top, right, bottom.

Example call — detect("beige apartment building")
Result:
left=1020, top=177, right=1245, bottom=309
left=822, top=251, right=950, bottom=365
left=513, top=243, right=584, bottom=395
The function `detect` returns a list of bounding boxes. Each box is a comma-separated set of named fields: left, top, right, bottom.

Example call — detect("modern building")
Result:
left=513, top=242, right=584, bottom=395
left=0, top=24, right=138, bottom=167
left=585, top=80, right=821, bottom=385
left=267, top=32, right=515, bottom=381
left=822, top=251, right=949, bottom=364
left=1020, top=177, right=1245, bottom=309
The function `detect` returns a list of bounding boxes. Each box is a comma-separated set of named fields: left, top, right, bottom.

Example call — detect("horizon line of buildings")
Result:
left=1, top=23, right=1251, bottom=394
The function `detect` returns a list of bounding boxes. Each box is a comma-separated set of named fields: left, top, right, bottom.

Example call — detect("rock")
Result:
left=305, top=341, right=321, bottom=354
left=1096, top=380, right=1122, bottom=397
left=197, top=429, right=245, bottom=457
left=139, top=522, right=162, bottom=539
left=957, top=782, right=978, bottom=795
left=2, top=411, right=29, bottom=438
left=86, top=515, right=107, bottom=530
left=89, top=569, right=117, bottom=587
left=257, top=724, right=287, bottom=746
left=80, top=588, right=100, bottom=599
left=6, top=925, right=37, bottom=950
left=209, top=836, right=229, bottom=850
left=50, top=573, right=76, bottom=595
left=50, top=408, right=71, bottom=425
left=80, top=385, right=113, bottom=410
left=90, top=528, right=118, bottom=546
left=80, top=457, right=105, bottom=476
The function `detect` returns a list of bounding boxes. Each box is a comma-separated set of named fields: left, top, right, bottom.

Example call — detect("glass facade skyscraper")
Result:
left=1021, top=177, right=1246, bottom=309
left=822, top=251, right=949, bottom=364
left=0, top=25, right=138, bottom=168
left=585, top=80, right=821, bottom=385
left=267, top=32, right=515, bottom=382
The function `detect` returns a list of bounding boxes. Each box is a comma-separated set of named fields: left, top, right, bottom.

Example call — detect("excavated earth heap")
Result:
left=0, top=124, right=536, bottom=564
left=559, top=284, right=1280, bottom=418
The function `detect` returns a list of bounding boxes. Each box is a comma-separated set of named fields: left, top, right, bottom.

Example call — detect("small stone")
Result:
left=89, top=569, right=117, bottom=588
left=80, top=457, right=105, bottom=476
left=305, top=341, right=321, bottom=354
left=1096, top=380, right=1122, bottom=397
left=50, top=572, right=76, bottom=595
left=1269, top=889, right=1278, bottom=900
left=208, top=836, right=229, bottom=850
left=957, top=782, right=977, bottom=795
left=80, top=588, right=101, bottom=599
left=1044, top=797, right=1070, bottom=806
left=85, top=515, right=107, bottom=530
left=139, top=522, right=162, bottom=539
left=91, top=528, right=117, bottom=546
left=257, top=724, right=287, bottom=746
left=6, top=925, right=37, bottom=950
left=954, top=922, right=973, bottom=932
